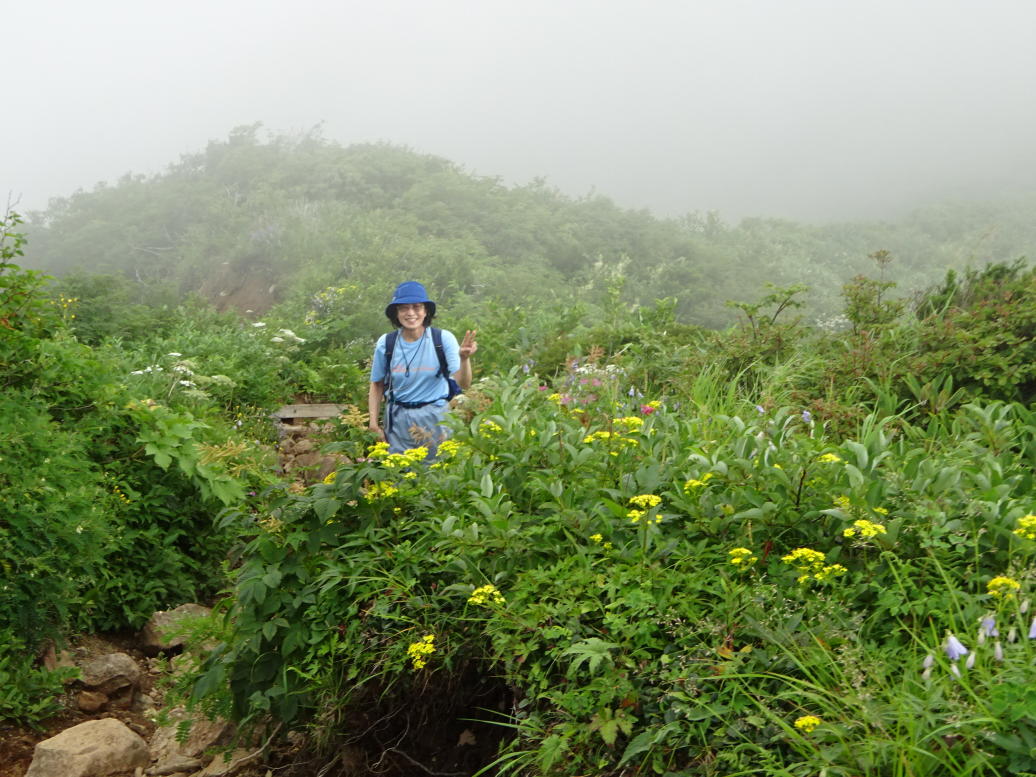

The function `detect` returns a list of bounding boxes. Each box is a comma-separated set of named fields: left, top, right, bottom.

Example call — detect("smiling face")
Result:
left=395, top=303, right=427, bottom=337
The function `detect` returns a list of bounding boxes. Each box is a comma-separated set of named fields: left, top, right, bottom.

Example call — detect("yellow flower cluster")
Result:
left=628, top=494, right=663, bottom=524
left=367, top=441, right=390, bottom=459
left=832, top=495, right=851, bottom=509
left=683, top=473, right=714, bottom=493
left=843, top=519, right=887, bottom=539
left=479, top=419, right=503, bottom=436
left=437, top=439, right=463, bottom=458
left=818, top=453, right=842, bottom=463
left=589, top=533, right=613, bottom=549
left=582, top=430, right=638, bottom=447
left=782, top=548, right=826, bottom=567
left=468, top=584, right=505, bottom=607
left=628, top=509, right=661, bottom=524
left=729, top=547, right=757, bottom=567
left=406, top=633, right=436, bottom=670
left=1013, top=514, right=1036, bottom=541
left=813, top=564, right=847, bottom=582
left=629, top=494, right=662, bottom=509
left=988, top=576, right=1021, bottom=599
left=794, top=715, right=821, bottom=733
left=381, top=447, right=429, bottom=468
left=111, top=484, right=132, bottom=505
left=364, top=481, right=399, bottom=502
left=322, top=471, right=337, bottom=485
left=613, top=416, right=644, bottom=432
left=781, top=548, right=846, bottom=584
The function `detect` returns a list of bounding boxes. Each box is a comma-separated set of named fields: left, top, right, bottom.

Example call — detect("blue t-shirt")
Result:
left=370, top=328, right=461, bottom=405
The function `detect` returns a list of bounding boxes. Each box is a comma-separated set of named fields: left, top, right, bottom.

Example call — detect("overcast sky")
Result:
left=6, top=0, right=1036, bottom=222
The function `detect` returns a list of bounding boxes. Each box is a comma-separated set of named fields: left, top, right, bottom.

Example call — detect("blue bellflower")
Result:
left=944, top=633, right=969, bottom=661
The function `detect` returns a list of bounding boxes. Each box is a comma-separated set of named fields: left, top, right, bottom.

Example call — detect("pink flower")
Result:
left=640, top=404, right=656, bottom=415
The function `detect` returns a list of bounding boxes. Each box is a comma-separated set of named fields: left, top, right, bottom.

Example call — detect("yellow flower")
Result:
left=843, top=519, right=886, bottom=539
left=363, top=481, right=399, bottom=502
left=628, top=509, right=646, bottom=524
left=794, top=715, right=821, bottom=733
left=322, top=471, right=337, bottom=485
left=629, top=494, right=662, bottom=509
left=589, top=533, right=603, bottom=543
left=406, top=633, right=436, bottom=670
left=683, top=473, right=714, bottom=493
left=613, top=416, right=644, bottom=432
left=382, top=447, right=429, bottom=468
left=729, top=547, right=758, bottom=567
left=818, top=453, right=842, bottom=463
left=479, top=419, right=503, bottom=436
left=367, top=441, right=390, bottom=459
left=437, top=439, right=463, bottom=459
left=468, top=584, right=505, bottom=607
left=1013, top=514, right=1036, bottom=541
left=814, top=564, right=847, bottom=582
left=988, top=576, right=1021, bottom=599
left=873, top=506, right=889, bottom=515
left=832, top=495, right=851, bottom=509
left=781, top=548, right=826, bottom=568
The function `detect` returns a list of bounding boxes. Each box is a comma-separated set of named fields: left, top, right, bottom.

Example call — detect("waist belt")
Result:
left=385, top=396, right=446, bottom=434
left=390, top=398, right=440, bottom=409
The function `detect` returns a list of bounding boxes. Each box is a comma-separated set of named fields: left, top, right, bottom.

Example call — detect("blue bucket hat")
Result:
left=385, top=280, right=436, bottom=321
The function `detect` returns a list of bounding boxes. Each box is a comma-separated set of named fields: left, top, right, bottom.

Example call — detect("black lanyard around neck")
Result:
left=398, top=328, right=427, bottom=377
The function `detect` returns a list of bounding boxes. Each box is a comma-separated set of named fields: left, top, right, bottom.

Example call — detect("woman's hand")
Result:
left=460, top=329, right=478, bottom=360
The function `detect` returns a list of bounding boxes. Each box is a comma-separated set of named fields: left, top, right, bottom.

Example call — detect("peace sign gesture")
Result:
left=459, top=329, right=478, bottom=360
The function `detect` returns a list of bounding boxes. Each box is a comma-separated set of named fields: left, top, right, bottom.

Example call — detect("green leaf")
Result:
left=314, top=497, right=341, bottom=521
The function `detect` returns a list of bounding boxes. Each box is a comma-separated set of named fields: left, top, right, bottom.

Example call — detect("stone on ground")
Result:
left=140, top=603, right=212, bottom=654
left=25, top=718, right=149, bottom=777
left=78, top=652, right=141, bottom=695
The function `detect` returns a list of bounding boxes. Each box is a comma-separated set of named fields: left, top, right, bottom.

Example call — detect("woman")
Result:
left=368, top=281, right=477, bottom=458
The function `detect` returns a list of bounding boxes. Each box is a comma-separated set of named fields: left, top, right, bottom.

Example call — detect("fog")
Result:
left=6, top=0, right=1036, bottom=222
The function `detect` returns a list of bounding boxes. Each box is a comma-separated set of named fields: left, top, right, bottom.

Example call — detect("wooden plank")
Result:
left=271, top=403, right=347, bottom=420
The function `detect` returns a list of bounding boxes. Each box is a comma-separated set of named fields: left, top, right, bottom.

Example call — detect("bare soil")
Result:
left=0, top=632, right=158, bottom=777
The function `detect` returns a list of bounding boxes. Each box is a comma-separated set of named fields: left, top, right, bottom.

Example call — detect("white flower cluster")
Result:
left=271, top=328, right=306, bottom=344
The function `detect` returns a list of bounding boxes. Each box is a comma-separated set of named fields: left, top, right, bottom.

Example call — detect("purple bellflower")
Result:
left=944, top=633, right=969, bottom=661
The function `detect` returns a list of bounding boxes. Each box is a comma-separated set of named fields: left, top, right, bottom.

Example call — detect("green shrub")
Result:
left=191, top=368, right=1036, bottom=774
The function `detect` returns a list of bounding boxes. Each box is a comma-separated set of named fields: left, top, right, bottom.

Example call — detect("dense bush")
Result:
left=193, top=359, right=1036, bottom=774
left=0, top=211, right=276, bottom=723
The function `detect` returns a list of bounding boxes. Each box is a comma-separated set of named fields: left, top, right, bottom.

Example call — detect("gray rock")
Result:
left=76, top=690, right=108, bottom=713
left=140, top=603, right=212, bottom=654
left=146, top=755, right=204, bottom=775
left=79, top=653, right=141, bottom=695
left=149, top=706, right=232, bottom=762
left=25, top=718, right=149, bottom=777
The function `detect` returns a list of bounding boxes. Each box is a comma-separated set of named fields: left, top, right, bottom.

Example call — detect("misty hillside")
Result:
left=24, top=126, right=1036, bottom=329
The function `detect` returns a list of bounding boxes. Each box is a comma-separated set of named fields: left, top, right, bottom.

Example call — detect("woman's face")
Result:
left=396, top=303, right=426, bottom=332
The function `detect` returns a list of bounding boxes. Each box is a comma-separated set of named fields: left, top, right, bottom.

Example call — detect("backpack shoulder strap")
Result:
left=431, top=327, right=450, bottom=378
left=383, top=331, right=399, bottom=386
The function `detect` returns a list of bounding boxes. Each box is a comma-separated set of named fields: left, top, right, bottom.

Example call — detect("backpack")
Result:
left=383, top=327, right=464, bottom=403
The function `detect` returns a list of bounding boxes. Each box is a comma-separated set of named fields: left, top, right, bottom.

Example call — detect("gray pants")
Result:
left=386, top=402, right=450, bottom=460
